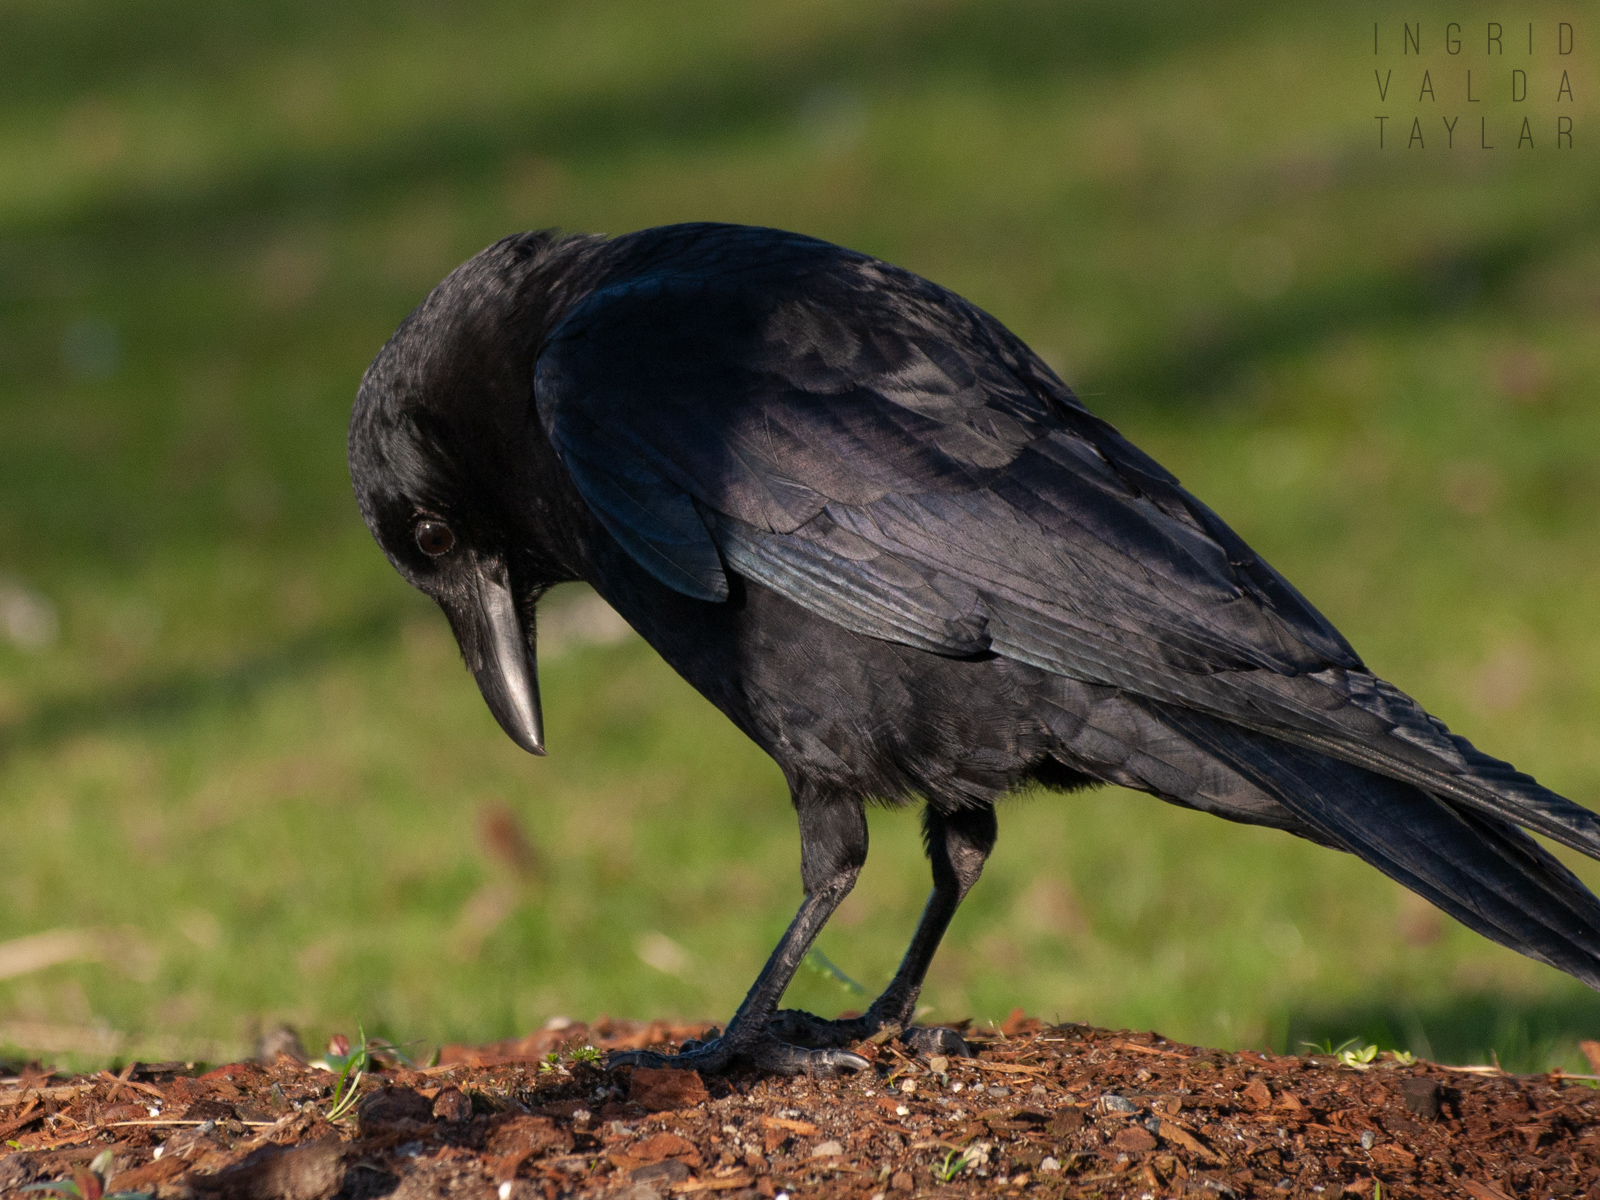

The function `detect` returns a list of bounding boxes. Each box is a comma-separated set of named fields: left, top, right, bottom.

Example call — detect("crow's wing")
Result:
left=534, top=235, right=1600, bottom=857
left=536, top=240, right=1356, bottom=668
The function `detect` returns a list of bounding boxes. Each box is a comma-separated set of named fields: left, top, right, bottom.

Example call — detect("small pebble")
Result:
left=498, top=1184, right=512, bottom=1200
left=986, top=1084, right=1010, bottom=1098
left=1101, top=1094, right=1136, bottom=1114
left=951, top=1082, right=964, bottom=1093
left=1360, top=1130, right=1375, bottom=1150
left=895, top=1105, right=909, bottom=1116
left=899, top=1079, right=916, bottom=1095
left=812, top=1141, right=845, bottom=1158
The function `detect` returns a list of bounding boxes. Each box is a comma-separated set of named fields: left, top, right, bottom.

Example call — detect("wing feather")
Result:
left=534, top=225, right=1600, bottom=858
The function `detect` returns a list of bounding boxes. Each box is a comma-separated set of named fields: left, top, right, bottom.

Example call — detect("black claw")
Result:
left=750, top=1042, right=871, bottom=1077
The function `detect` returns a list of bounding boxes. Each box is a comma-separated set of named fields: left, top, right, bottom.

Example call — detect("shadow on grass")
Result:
left=0, top=604, right=401, bottom=763
left=6, top=0, right=1597, bottom=430
left=1084, top=212, right=1599, bottom=413
left=1280, top=989, right=1600, bottom=1074
left=4, top=0, right=1287, bottom=170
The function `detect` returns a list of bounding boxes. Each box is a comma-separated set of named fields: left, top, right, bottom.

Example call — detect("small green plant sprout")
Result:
left=320, top=1030, right=413, bottom=1073
left=570, top=1044, right=603, bottom=1066
left=20, top=1149, right=152, bottom=1199
left=800, top=946, right=865, bottom=994
left=1338, top=1043, right=1380, bottom=1070
left=1387, top=1049, right=1417, bottom=1066
left=1301, top=1036, right=1375, bottom=1064
left=932, top=1149, right=970, bottom=1182
left=538, top=1051, right=564, bottom=1074
left=320, top=1026, right=417, bottom=1120
left=324, top=1025, right=372, bottom=1122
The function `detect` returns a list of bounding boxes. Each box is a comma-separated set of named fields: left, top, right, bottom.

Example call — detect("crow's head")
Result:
left=348, top=232, right=580, bottom=756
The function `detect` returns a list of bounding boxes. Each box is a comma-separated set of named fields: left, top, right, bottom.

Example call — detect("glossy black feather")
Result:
left=536, top=224, right=1600, bottom=860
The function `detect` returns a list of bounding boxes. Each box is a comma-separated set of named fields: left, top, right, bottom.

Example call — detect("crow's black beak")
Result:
left=453, top=557, right=545, bottom=756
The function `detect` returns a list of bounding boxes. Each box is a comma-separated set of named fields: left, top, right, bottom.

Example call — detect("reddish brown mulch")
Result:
left=2, top=1014, right=1596, bottom=1199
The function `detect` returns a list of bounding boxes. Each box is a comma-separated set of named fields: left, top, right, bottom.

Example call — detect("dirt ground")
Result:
left=2, top=1013, right=1595, bottom=1199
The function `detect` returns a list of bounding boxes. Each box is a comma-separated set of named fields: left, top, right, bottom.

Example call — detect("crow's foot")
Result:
left=609, top=1031, right=869, bottom=1078
left=768, top=1008, right=973, bottom=1057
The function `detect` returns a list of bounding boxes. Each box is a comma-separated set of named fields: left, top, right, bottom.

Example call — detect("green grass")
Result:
left=3, top=0, right=1600, bottom=1073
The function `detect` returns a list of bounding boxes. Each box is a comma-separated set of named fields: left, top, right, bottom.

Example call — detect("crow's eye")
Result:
left=415, top=519, right=455, bottom=557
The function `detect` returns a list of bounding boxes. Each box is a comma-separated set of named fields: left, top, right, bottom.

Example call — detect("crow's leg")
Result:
left=770, top=801, right=997, bottom=1057
left=608, top=798, right=872, bottom=1077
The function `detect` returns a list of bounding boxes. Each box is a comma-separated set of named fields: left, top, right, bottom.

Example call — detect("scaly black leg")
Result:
left=609, top=798, right=873, bottom=1076
left=770, top=802, right=997, bottom=1057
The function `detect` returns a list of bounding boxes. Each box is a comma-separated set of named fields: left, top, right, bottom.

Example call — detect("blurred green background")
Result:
left=3, top=0, right=1600, bottom=1074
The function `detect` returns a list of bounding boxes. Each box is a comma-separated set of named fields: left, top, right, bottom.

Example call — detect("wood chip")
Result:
left=0, top=1083, right=90, bottom=1106
left=628, top=1066, right=710, bottom=1111
left=759, top=1115, right=818, bottom=1135
left=1156, top=1119, right=1224, bottom=1164
left=1109, top=1040, right=1186, bottom=1058
left=671, top=1175, right=755, bottom=1192
left=0, top=1098, right=41, bottom=1141
left=1581, top=1039, right=1600, bottom=1075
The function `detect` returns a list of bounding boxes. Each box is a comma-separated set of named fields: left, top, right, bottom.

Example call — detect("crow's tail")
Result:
left=1152, top=703, right=1600, bottom=991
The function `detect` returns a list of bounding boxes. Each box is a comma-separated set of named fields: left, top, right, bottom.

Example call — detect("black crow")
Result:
left=349, top=223, right=1600, bottom=1075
